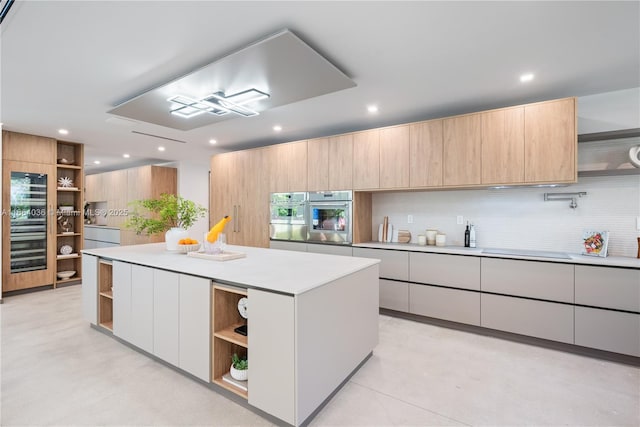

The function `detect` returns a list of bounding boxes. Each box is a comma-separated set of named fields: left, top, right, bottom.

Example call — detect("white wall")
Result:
left=174, top=161, right=210, bottom=240
left=372, top=175, right=640, bottom=258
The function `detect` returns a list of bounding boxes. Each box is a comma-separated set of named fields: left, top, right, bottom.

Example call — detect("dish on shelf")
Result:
left=57, top=158, right=74, bottom=165
left=177, top=243, right=201, bottom=253
left=56, top=270, right=76, bottom=280
left=59, top=244, right=73, bottom=255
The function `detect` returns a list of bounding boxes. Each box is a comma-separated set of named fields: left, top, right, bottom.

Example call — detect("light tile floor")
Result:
left=1, top=286, right=638, bottom=426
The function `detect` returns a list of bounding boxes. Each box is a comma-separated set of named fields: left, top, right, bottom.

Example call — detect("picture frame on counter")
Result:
left=582, top=230, right=609, bottom=257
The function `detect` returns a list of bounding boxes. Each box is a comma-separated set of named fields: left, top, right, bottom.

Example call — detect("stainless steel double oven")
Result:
left=269, top=190, right=353, bottom=245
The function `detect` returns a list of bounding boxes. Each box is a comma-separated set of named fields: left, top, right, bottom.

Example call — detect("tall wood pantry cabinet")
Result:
left=2, top=130, right=85, bottom=292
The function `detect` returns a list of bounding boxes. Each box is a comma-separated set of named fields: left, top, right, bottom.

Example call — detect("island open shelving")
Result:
left=211, top=284, right=248, bottom=399
left=98, top=260, right=113, bottom=331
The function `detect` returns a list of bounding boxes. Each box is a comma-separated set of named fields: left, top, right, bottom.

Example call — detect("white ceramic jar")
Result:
left=426, top=229, right=438, bottom=245
left=435, top=233, right=446, bottom=247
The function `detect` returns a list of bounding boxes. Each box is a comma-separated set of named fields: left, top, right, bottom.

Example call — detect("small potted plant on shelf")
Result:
left=125, top=193, right=207, bottom=250
left=230, top=353, right=248, bottom=381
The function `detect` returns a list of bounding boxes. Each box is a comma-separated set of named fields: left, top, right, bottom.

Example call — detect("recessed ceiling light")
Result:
left=520, top=73, right=535, bottom=83
left=58, top=129, right=69, bottom=135
left=209, top=139, right=217, bottom=145
left=158, top=146, right=166, bottom=152
left=273, top=125, right=282, bottom=132
left=123, top=154, right=130, bottom=158
left=367, top=105, right=379, bottom=114
left=93, top=160, right=101, bottom=165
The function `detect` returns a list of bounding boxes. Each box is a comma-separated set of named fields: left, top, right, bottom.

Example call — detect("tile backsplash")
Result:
left=372, top=175, right=640, bottom=257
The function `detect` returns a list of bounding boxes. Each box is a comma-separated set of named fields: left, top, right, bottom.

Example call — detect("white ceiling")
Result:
left=1, top=1, right=639, bottom=174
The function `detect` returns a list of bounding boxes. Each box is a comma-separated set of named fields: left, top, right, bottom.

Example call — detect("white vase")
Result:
left=230, top=364, right=248, bottom=381
left=165, top=227, right=187, bottom=251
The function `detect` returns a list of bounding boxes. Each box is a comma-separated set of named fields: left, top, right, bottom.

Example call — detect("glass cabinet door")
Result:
left=10, top=172, right=48, bottom=272
left=2, top=161, right=55, bottom=291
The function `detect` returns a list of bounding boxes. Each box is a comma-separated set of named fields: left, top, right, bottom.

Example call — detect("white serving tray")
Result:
left=187, top=250, right=246, bottom=261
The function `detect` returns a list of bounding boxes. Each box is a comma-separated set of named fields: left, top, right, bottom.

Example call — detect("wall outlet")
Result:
left=456, top=215, right=464, bottom=225
left=407, top=214, right=414, bottom=224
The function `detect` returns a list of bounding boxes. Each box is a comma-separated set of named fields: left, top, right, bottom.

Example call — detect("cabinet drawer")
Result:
left=481, top=258, right=574, bottom=303
left=307, top=243, right=353, bottom=257
left=380, top=279, right=409, bottom=312
left=85, top=226, right=121, bottom=244
left=481, top=294, right=573, bottom=344
left=575, top=266, right=640, bottom=312
left=409, top=284, right=480, bottom=325
left=575, top=307, right=640, bottom=357
left=353, top=248, right=408, bottom=281
left=409, top=253, right=479, bottom=290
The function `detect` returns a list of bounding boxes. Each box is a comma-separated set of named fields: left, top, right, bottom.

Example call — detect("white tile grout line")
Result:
left=347, top=379, right=472, bottom=427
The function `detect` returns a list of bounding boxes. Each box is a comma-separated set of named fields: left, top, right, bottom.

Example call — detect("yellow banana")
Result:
left=207, top=216, right=231, bottom=242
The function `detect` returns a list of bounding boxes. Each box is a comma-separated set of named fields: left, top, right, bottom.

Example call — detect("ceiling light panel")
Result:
left=108, top=29, right=356, bottom=131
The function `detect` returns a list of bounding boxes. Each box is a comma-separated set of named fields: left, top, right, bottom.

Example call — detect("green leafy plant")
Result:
left=231, top=353, right=248, bottom=370
left=126, top=193, right=207, bottom=235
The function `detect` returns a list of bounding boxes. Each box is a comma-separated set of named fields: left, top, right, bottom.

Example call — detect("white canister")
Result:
left=435, top=233, right=446, bottom=247
left=426, top=229, right=438, bottom=245
left=417, top=235, right=427, bottom=246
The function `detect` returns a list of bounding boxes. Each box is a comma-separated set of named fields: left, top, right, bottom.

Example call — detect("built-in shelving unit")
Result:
left=577, top=128, right=640, bottom=177
left=211, top=284, right=248, bottom=399
left=98, top=260, right=113, bottom=331
left=55, top=141, right=84, bottom=286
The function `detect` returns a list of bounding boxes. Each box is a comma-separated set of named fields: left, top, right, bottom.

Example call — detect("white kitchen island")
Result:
left=82, top=243, right=380, bottom=426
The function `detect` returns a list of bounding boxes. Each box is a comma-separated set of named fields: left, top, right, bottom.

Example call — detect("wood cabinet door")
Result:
left=2, top=130, right=56, bottom=164
left=328, top=134, right=353, bottom=190
left=268, top=140, right=307, bottom=192
left=210, top=152, right=237, bottom=243
left=239, top=148, right=270, bottom=248
left=307, top=138, right=329, bottom=191
left=2, top=161, right=56, bottom=292
left=409, top=120, right=443, bottom=187
left=481, top=107, right=525, bottom=184
left=353, top=129, right=380, bottom=189
left=443, top=114, right=482, bottom=186
left=524, top=98, right=576, bottom=183
left=287, top=140, right=308, bottom=192
left=379, top=125, right=410, bottom=189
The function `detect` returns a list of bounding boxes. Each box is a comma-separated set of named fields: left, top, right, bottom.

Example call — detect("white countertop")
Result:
left=353, top=242, right=640, bottom=269
left=83, top=243, right=379, bottom=295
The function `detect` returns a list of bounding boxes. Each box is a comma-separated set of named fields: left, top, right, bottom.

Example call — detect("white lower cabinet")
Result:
left=409, top=284, right=480, bottom=325
left=82, top=254, right=98, bottom=325
left=113, top=261, right=133, bottom=342
left=409, top=252, right=480, bottom=290
left=575, top=307, right=640, bottom=357
left=130, top=265, right=154, bottom=354
left=379, top=279, right=409, bottom=312
left=248, top=288, right=295, bottom=425
left=179, top=274, right=211, bottom=382
left=306, top=243, right=353, bottom=256
left=353, top=247, right=408, bottom=280
left=153, top=270, right=180, bottom=366
left=269, top=241, right=308, bottom=252
left=481, top=294, right=574, bottom=344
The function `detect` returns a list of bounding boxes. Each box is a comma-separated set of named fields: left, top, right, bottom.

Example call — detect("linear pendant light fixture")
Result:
left=168, top=88, right=270, bottom=119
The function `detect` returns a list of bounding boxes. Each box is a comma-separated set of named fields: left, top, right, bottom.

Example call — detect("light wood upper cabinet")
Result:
left=85, top=173, right=105, bottom=202
left=353, top=129, right=380, bottom=190
left=379, top=126, right=410, bottom=189
left=210, top=149, right=270, bottom=248
left=409, top=120, right=443, bottom=187
left=269, top=140, right=308, bottom=192
left=524, top=98, right=576, bottom=183
left=2, top=130, right=56, bottom=164
left=328, top=134, right=353, bottom=190
left=481, top=107, right=525, bottom=185
left=307, top=138, right=329, bottom=191
left=443, top=114, right=482, bottom=186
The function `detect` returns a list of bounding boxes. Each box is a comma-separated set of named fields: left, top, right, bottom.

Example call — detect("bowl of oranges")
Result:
left=177, top=238, right=201, bottom=253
